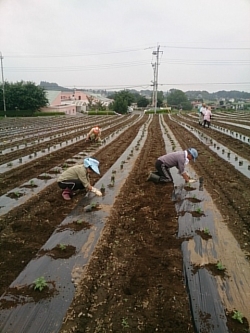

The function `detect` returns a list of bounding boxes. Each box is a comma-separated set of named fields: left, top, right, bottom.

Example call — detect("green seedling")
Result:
left=14, top=191, right=21, bottom=197
left=192, top=194, right=197, bottom=199
left=121, top=318, right=129, bottom=328
left=101, top=184, right=105, bottom=194
left=232, top=310, right=244, bottom=324
left=91, top=202, right=99, bottom=208
left=59, top=243, right=66, bottom=250
left=34, top=276, right=47, bottom=291
left=204, top=228, right=210, bottom=235
left=216, top=261, right=225, bottom=271
left=76, top=219, right=83, bottom=224
left=30, top=180, right=35, bottom=187
left=195, top=207, right=202, bottom=214
left=7, top=162, right=13, bottom=167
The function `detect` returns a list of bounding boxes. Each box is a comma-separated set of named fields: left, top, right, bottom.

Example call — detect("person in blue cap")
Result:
left=57, top=157, right=102, bottom=200
left=149, top=148, right=198, bottom=183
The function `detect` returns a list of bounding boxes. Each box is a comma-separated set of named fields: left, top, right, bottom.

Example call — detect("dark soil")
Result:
left=1, top=113, right=250, bottom=332
left=38, top=244, right=76, bottom=259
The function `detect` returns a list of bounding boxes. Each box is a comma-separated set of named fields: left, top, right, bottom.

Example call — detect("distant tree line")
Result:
left=0, top=81, right=48, bottom=115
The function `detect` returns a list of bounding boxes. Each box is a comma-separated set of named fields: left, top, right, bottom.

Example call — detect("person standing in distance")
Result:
left=199, top=103, right=206, bottom=126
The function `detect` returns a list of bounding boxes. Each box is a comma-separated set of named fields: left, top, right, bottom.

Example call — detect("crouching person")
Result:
left=86, top=126, right=102, bottom=142
left=57, top=157, right=102, bottom=200
left=148, top=148, right=198, bottom=184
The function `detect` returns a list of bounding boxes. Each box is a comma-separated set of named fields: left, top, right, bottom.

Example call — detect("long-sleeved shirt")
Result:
left=158, top=150, right=189, bottom=174
left=58, top=165, right=90, bottom=188
left=204, top=109, right=212, bottom=121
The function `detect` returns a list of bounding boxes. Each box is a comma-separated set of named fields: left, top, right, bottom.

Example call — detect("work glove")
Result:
left=188, top=179, right=197, bottom=183
left=91, top=187, right=102, bottom=196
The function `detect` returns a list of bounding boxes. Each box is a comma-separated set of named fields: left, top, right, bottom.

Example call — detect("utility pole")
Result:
left=151, top=63, right=156, bottom=109
left=152, top=45, right=162, bottom=114
left=0, top=52, right=7, bottom=118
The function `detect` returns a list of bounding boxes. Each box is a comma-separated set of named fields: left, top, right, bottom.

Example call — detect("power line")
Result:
left=4, top=44, right=250, bottom=59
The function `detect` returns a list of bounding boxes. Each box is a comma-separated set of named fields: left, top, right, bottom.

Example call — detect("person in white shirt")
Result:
left=203, top=107, right=212, bottom=128
left=199, top=103, right=206, bottom=126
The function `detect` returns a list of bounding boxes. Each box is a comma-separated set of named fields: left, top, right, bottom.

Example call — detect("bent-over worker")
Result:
left=153, top=148, right=198, bottom=183
left=86, top=126, right=101, bottom=142
left=57, top=157, right=102, bottom=200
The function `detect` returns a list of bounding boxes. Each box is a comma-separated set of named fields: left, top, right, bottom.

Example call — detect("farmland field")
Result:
left=0, top=112, right=250, bottom=333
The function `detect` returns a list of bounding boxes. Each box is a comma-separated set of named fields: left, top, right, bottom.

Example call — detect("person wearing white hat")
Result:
left=148, top=148, right=198, bottom=184
left=57, top=157, right=102, bottom=200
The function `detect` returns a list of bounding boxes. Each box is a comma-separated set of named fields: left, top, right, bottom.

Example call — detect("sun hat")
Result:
left=83, top=157, right=100, bottom=174
left=187, top=148, right=198, bottom=161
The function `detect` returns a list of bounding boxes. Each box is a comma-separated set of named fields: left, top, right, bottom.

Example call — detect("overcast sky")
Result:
left=1, top=0, right=250, bottom=93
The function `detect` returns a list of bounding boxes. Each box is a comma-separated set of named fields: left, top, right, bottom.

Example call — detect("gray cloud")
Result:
left=1, top=0, right=250, bottom=92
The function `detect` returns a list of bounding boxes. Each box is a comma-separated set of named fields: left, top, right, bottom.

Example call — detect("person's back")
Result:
left=158, top=151, right=186, bottom=174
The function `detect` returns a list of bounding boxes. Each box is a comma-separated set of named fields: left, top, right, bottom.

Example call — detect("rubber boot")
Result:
left=62, top=188, right=72, bottom=201
left=147, top=172, right=160, bottom=183
left=159, top=176, right=172, bottom=183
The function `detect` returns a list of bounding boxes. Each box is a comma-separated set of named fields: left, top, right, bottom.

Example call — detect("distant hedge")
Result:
left=86, top=111, right=118, bottom=115
left=0, top=110, right=66, bottom=117
left=144, top=109, right=170, bottom=114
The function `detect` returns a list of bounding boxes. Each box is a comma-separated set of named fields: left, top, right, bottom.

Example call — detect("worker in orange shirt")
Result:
left=86, top=126, right=102, bottom=142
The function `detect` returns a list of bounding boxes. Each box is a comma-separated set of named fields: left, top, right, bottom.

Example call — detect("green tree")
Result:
left=109, top=90, right=135, bottom=114
left=0, top=81, right=48, bottom=113
left=137, top=96, right=149, bottom=108
left=95, top=100, right=106, bottom=111
left=167, top=89, right=192, bottom=110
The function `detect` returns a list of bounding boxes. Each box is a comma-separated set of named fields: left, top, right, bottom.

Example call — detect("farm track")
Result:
left=0, top=115, right=146, bottom=296
left=0, top=116, right=138, bottom=196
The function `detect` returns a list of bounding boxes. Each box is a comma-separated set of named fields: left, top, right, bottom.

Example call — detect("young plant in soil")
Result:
left=204, top=227, right=210, bottom=235
left=121, top=318, right=129, bottom=328
left=14, top=191, right=21, bottom=198
left=59, top=243, right=66, bottom=251
left=195, top=207, right=202, bottom=214
left=232, top=310, right=244, bottom=324
left=34, top=276, right=48, bottom=291
left=100, top=184, right=105, bottom=194
left=30, top=180, right=36, bottom=187
left=216, top=261, right=226, bottom=271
